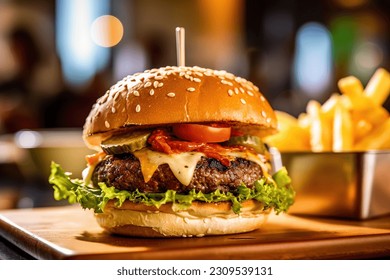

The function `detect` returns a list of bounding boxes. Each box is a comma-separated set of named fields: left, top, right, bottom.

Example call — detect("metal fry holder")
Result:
left=280, top=151, right=390, bottom=220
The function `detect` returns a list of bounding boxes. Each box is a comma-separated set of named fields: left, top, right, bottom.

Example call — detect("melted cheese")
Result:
left=134, top=149, right=204, bottom=186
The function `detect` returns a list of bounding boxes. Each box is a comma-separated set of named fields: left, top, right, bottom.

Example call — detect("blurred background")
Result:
left=0, top=0, right=389, bottom=209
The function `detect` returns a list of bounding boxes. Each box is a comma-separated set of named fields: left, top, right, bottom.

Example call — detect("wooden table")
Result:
left=0, top=205, right=389, bottom=259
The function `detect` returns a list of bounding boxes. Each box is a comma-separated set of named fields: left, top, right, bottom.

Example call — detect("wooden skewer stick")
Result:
left=175, top=27, right=185, bottom=67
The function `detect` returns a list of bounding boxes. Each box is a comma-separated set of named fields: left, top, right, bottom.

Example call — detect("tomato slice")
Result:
left=172, top=123, right=231, bottom=143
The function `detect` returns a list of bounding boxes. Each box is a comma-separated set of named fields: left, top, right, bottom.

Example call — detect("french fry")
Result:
left=306, top=100, right=332, bottom=152
left=332, top=101, right=353, bottom=151
left=352, top=106, right=389, bottom=128
left=338, top=76, right=364, bottom=96
left=297, top=112, right=311, bottom=133
left=338, top=76, right=376, bottom=110
left=354, top=118, right=390, bottom=150
left=321, top=93, right=342, bottom=117
left=264, top=111, right=310, bottom=151
left=263, top=68, right=390, bottom=152
left=343, top=92, right=375, bottom=110
left=364, top=68, right=390, bottom=106
left=353, top=119, right=372, bottom=142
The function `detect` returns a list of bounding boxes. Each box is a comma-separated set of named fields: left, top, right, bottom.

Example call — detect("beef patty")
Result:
left=92, top=153, right=264, bottom=194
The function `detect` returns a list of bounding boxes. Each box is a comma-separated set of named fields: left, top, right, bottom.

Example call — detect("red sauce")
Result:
left=147, top=129, right=247, bottom=166
left=85, top=151, right=106, bottom=165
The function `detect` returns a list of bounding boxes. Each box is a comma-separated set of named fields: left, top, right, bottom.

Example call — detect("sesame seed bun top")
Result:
left=83, top=66, right=277, bottom=150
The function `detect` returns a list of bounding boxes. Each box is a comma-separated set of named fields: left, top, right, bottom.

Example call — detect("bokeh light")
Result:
left=15, top=130, right=42, bottom=148
left=56, top=0, right=110, bottom=85
left=91, top=15, right=124, bottom=48
left=293, top=22, right=333, bottom=98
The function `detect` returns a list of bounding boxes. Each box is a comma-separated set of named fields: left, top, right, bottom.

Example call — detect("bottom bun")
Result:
left=95, top=200, right=271, bottom=237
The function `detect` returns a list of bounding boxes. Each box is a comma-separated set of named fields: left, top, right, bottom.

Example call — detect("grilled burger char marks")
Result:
left=92, top=153, right=263, bottom=194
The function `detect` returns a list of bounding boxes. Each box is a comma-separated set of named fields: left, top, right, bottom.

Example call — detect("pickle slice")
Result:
left=101, top=130, right=151, bottom=154
left=226, top=135, right=266, bottom=153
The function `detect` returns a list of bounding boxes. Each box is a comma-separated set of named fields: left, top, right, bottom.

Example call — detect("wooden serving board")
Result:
left=0, top=205, right=390, bottom=259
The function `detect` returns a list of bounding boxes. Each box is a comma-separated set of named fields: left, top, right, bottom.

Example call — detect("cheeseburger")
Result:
left=49, top=66, right=295, bottom=237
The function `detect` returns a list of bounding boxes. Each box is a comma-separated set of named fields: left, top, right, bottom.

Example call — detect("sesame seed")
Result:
left=234, top=88, right=239, bottom=94
left=154, top=76, right=164, bottom=80
left=111, top=107, right=116, bottom=113
left=240, top=98, right=247, bottom=105
left=105, top=121, right=110, bottom=128
left=153, top=81, right=159, bottom=88
left=239, top=87, right=245, bottom=93
left=194, top=72, right=203, bottom=77
left=266, top=117, right=272, bottom=123
left=113, top=91, right=121, bottom=101
left=102, top=93, right=109, bottom=102
left=184, top=74, right=190, bottom=79
left=187, top=87, right=196, bottom=92
left=221, top=80, right=233, bottom=86
left=133, top=90, right=140, bottom=96
left=135, top=104, right=141, bottom=112
left=167, top=92, right=176, bottom=97
left=228, top=89, right=234, bottom=96
left=247, top=91, right=254, bottom=96
left=150, top=89, right=155, bottom=96
left=214, top=70, right=227, bottom=76
left=180, top=72, right=185, bottom=77
left=261, top=111, right=267, bottom=117
left=260, top=95, right=265, bottom=101
left=144, top=81, right=152, bottom=88
left=247, top=85, right=256, bottom=91
left=158, top=82, right=164, bottom=88
left=193, top=77, right=201, bottom=83
left=225, top=73, right=235, bottom=80
left=117, top=85, right=125, bottom=93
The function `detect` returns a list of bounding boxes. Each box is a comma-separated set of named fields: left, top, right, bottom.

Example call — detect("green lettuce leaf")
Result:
left=49, top=162, right=295, bottom=214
